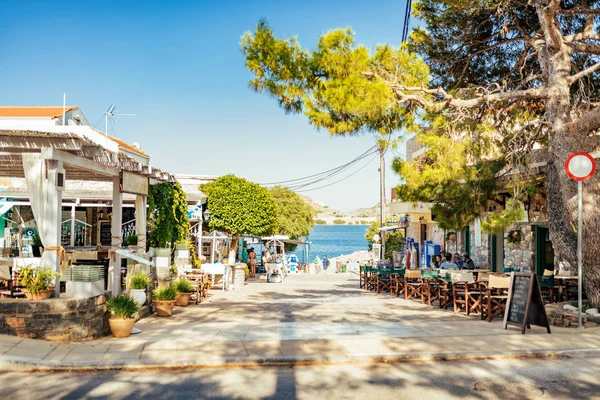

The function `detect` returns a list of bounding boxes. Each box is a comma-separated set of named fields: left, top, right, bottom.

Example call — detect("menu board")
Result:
left=100, top=222, right=112, bottom=247
left=504, top=273, right=551, bottom=334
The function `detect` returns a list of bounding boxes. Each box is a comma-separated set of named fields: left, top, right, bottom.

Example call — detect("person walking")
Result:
left=248, top=247, right=257, bottom=278
left=323, top=255, right=329, bottom=271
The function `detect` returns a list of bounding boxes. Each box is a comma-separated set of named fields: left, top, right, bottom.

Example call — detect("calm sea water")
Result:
left=292, top=225, right=368, bottom=262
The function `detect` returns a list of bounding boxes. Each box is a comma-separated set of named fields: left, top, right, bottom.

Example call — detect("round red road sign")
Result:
left=565, top=152, right=596, bottom=181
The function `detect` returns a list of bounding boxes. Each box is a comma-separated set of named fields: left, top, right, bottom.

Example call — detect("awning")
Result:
left=379, top=225, right=403, bottom=232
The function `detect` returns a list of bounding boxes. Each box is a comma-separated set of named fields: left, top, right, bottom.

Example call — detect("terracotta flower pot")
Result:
left=109, top=318, right=136, bottom=338
left=153, top=300, right=176, bottom=317
left=22, top=288, right=54, bottom=300
left=447, top=233, right=457, bottom=242
left=175, top=292, right=192, bottom=307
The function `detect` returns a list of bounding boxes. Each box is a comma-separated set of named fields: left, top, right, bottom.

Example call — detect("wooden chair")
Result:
left=376, top=268, right=393, bottom=293
left=359, top=265, right=367, bottom=289
left=390, top=268, right=406, bottom=297
left=480, top=275, right=511, bottom=322
left=404, top=270, right=423, bottom=300
left=365, top=267, right=377, bottom=291
left=539, top=274, right=555, bottom=304
left=451, top=271, right=481, bottom=316
left=421, top=269, right=441, bottom=306
left=437, top=272, right=454, bottom=310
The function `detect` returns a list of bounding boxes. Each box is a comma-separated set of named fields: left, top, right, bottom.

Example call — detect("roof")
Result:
left=90, top=128, right=148, bottom=156
left=0, top=106, right=78, bottom=119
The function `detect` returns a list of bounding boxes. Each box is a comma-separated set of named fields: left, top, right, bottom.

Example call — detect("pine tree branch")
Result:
left=569, top=62, right=600, bottom=84
left=392, top=85, right=548, bottom=110
left=568, top=107, right=600, bottom=136
left=568, top=42, right=600, bottom=55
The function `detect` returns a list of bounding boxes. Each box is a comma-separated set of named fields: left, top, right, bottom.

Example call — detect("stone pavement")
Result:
left=0, top=273, right=599, bottom=371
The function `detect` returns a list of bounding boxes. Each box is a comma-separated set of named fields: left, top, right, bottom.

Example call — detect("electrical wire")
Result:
left=286, top=147, right=379, bottom=190
left=260, top=145, right=378, bottom=186
left=401, top=0, right=413, bottom=44
left=297, top=154, right=378, bottom=192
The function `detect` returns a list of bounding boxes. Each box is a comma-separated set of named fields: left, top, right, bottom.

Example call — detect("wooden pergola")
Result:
left=0, top=128, right=174, bottom=296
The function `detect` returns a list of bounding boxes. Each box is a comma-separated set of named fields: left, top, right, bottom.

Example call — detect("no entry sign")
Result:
left=565, top=152, right=596, bottom=181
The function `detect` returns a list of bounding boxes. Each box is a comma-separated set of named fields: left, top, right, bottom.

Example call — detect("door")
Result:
left=535, top=226, right=554, bottom=275
left=420, top=224, right=428, bottom=246
left=490, top=231, right=504, bottom=272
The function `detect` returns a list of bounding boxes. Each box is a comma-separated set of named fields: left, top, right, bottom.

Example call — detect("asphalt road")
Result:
left=2, top=356, right=599, bottom=399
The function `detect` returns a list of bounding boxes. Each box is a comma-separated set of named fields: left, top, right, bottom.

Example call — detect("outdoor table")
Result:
left=555, top=275, right=578, bottom=302
left=200, top=263, right=232, bottom=291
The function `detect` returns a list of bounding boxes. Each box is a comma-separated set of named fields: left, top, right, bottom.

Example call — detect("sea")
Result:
left=292, top=225, right=368, bottom=262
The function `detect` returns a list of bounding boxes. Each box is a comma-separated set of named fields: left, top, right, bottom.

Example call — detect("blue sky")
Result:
left=0, top=0, right=415, bottom=212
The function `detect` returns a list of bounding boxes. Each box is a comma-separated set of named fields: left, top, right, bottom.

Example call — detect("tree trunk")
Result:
left=538, top=11, right=600, bottom=307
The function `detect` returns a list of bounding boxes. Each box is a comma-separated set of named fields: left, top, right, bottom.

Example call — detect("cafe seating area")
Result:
left=361, top=264, right=579, bottom=322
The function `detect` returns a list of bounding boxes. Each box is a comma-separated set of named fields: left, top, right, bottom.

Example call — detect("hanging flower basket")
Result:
left=446, top=232, right=457, bottom=242
left=507, top=229, right=522, bottom=245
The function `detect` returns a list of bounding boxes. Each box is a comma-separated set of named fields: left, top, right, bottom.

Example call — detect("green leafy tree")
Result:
left=365, top=221, right=404, bottom=259
left=269, top=186, right=314, bottom=251
left=241, top=21, right=429, bottom=136
left=200, top=175, right=277, bottom=257
left=387, top=0, right=600, bottom=305
left=147, top=182, right=190, bottom=250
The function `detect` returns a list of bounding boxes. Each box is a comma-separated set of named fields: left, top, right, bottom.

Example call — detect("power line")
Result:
left=297, top=154, right=378, bottom=193
left=286, top=147, right=378, bottom=190
left=402, top=0, right=413, bottom=43
left=259, top=145, right=378, bottom=186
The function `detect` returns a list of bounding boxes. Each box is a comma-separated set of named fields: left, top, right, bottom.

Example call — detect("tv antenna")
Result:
left=104, top=104, right=137, bottom=137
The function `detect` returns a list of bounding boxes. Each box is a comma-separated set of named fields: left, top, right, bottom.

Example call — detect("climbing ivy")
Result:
left=147, top=182, right=190, bottom=249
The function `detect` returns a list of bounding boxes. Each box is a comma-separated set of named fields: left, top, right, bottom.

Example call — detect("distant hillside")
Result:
left=346, top=203, right=391, bottom=219
left=300, top=195, right=376, bottom=225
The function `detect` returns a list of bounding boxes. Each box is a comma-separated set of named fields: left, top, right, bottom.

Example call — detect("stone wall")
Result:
left=0, top=294, right=109, bottom=341
left=504, top=224, right=535, bottom=272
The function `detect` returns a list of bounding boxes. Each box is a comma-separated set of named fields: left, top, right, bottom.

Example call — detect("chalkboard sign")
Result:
left=504, top=273, right=551, bottom=334
left=100, top=221, right=112, bottom=247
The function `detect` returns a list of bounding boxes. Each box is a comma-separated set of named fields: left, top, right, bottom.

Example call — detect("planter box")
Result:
left=66, top=280, right=105, bottom=298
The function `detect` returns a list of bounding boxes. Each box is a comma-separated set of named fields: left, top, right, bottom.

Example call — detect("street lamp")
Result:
left=197, top=208, right=211, bottom=263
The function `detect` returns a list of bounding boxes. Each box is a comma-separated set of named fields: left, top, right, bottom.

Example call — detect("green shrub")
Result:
left=130, top=273, right=152, bottom=290
left=332, top=219, right=345, bottom=224
left=106, top=295, right=138, bottom=319
left=125, top=234, right=138, bottom=246
left=153, top=286, right=178, bottom=301
left=315, top=219, right=327, bottom=225
left=171, top=279, right=195, bottom=293
left=18, top=266, right=58, bottom=292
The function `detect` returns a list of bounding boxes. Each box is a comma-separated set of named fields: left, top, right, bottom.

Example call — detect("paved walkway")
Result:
left=1, top=274, right=599, bottom=370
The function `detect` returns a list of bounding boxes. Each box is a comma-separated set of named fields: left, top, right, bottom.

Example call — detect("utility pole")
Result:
left=379, top=146, right=386, bottom=260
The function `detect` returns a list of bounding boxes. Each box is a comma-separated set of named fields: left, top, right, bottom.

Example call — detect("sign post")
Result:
left=565, top=152, right=597, bottom=328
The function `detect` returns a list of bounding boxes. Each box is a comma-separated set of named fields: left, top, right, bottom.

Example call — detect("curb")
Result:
left=2, top=348, right=600, bottom=372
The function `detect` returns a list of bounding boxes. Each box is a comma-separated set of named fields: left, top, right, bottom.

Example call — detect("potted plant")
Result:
left=446, top=232, right=457, bottom=242
left=18, top=266, right=57, bottom=300
left=125, top=234, right=138, bottom=247
left=105, top=294, right=138, bottom=338
left=31, top=231, right=43, bottom=257
left=129, top=273, right=152, bottom=307
left=507, top=228, right=522, bottom=246
left=172, top=279, right=195, bottom=307
left=152, top=285, right=177, bottom=317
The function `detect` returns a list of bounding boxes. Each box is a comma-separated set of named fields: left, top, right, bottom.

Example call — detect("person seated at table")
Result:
left=432, top=254, right=442, bottom=268
left=439, top=253, right=458, bottom=270
left=462, top=252, right=475, bottom=270
left=453, top=253, right=463, bottom=268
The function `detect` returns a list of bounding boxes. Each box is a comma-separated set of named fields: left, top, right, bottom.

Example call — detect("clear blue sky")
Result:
left=0, top=0, right=415, bottom=212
